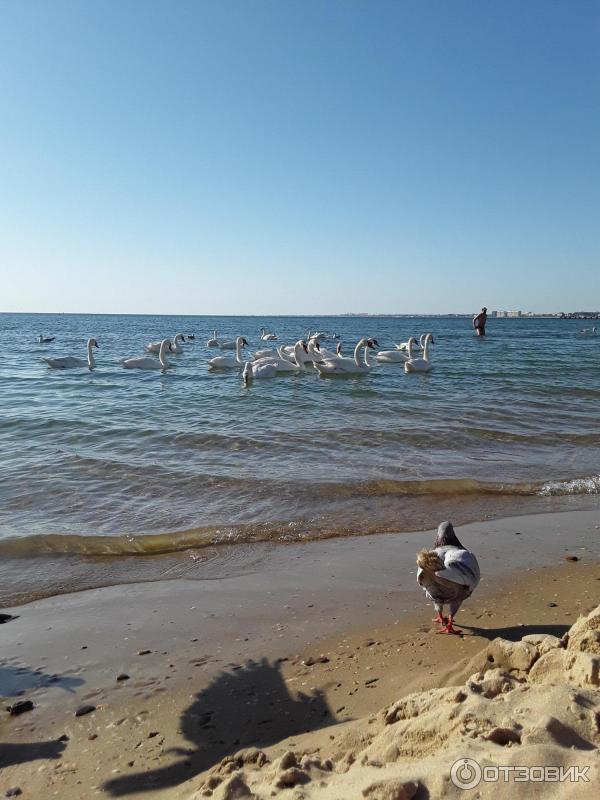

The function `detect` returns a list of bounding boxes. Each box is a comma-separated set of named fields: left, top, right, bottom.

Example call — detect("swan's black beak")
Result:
left=302, top=341, right=308, bottom=352
left=368, top=339, right=378, bottom=348
left=431, top=337, right=435, bottom=344
left=314, top=342, right=321, bottom=351
left=242, top=338, right=248, bottom=347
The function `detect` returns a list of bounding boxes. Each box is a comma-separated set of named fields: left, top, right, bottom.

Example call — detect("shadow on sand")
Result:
left=104, top=657, right=338, bottom=796
left=0, top=739, right=67, bottom=769
left=460, top=623, right=570, bottom=641
left=0, top=664, right=84, bottom=697
left=0, top=663, right=83, bottom=769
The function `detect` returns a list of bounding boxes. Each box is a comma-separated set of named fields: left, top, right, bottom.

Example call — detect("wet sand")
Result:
left=0, top=508, right=598, bottom=798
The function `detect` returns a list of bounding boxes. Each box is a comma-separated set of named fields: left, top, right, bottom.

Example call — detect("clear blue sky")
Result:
left=1, top=0, right=599, bottom=314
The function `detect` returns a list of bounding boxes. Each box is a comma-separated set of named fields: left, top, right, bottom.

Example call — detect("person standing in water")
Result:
left=473, top=307, right=487, bottom=336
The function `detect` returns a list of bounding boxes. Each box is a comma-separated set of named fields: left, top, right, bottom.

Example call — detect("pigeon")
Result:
left=416, top=521, right=480, bottom=634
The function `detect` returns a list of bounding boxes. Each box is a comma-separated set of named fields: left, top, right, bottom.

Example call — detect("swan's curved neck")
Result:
left=292, top=342, right=305, bottom=366
left=423, top=337, right=430, bottom=360
left=362, top=344, right=371, bottom=368
left=159, top=343, right=170, bottom=367
left=407, top=338, right=414, bottom=359
left=87, top=341, right=95, bottom=367
left=235, top=339, right=244, bottom=363
left=353, top=339, right=365, bottom=366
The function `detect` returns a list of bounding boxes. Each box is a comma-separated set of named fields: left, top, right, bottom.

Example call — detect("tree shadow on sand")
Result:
left=0, top=739, right=67, bottom=769
left=0, top=663, right=83, bottom=770
left=104, top=657, right=338, bottom=796
left=0, top=663, right=84, bottom=697
left=460, top=623, right=570, bottom=641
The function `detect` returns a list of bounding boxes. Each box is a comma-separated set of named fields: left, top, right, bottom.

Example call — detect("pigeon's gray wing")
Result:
left=435, top=548, right=480, bottom=593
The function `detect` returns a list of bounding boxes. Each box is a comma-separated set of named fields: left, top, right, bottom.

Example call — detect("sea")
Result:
left=1, top=313, right=598, bottom=605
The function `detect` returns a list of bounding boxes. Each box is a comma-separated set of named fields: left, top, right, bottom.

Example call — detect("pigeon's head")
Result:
left=434, top=520, right=464, bottom=549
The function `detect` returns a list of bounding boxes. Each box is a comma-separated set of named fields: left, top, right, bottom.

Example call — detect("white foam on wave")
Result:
left=538, top=474, right=600, bottom=496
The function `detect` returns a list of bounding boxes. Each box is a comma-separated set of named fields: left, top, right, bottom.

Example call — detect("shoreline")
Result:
left=1, top=495, right=598, bottom=608
left=1, top=508, right=599, bottom=798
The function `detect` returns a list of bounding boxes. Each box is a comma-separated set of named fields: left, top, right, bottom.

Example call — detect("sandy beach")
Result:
left=1, top=507, right=599, bottom=798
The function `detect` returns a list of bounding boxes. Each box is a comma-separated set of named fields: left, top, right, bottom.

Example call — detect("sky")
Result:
left=1, top=0, right=599, bottom=315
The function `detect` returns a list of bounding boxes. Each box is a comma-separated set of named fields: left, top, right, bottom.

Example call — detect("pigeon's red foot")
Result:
left=432, top=612, right=448, bottom=625
left=437, top=617, right=462, bottom=635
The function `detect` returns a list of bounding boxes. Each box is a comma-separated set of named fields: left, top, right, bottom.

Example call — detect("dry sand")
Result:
left=0, top=508, right=598, bottom=799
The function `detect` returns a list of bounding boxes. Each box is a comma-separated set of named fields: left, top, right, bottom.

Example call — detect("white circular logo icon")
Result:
left=451, top=758, right=482, bottom=790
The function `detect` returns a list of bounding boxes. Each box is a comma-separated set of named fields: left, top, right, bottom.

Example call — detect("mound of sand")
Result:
left=190, top=606, right=600, bottom=799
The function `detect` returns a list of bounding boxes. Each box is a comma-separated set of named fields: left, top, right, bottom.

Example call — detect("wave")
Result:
left=537, top=474, right=600, bottom=496
left=0, top=473, right=597, bottom=558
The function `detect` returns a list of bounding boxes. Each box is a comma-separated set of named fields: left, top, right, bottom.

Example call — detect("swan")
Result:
left=252, top=346, right=280, bottom=360
left=207, top=330, right=220, bottom=347
left=146, top=333, right=185, bottom=354
left=314, top=338, right=378, bottom=375
left=311, top=341, right=343, bottom=360
left=208, top=336, right=248, bottom=369
left=122, top=339, right=173, bottom=370
left=38, top=335, right=55, bottom=343
left=395, top=333, right=433, bottom=352
left=251, top=341, right=308, bottom=372
left=43, top=338, right=98, bottom=369
left=580, top=327, right=597, bottom=336
left=376, top=336, right=418, bottom=363
left=218, top=338, right=242, bottom=350
left=405, top=333, right=434, bottom=373
left=242, top=360, right=278, bottom=384
left=187, top=334, right=196, bottom=340
left=260, top=327, right=277, bottom=341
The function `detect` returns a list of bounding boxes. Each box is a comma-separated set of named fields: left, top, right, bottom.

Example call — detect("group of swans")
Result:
left=377, top=333, right=434, bottom=372
left=40, top=328, right=435, bottom=377
left=146, top=333, right=186, bottom=354
left=243, top=337, right=378, bottom=381
left=312, top=338, right=377, bottom=375
left=42, top=331, right=187, bottom=371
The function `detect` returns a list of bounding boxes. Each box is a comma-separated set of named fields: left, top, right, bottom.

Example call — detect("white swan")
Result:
left=38, top=334, right=56, bottom=343
left=218, top=338, right=241, bottom=350
left=208, top=336, right=248, bottom=369
left=314, top=338, right=378, bottom=375
left=242, top=360, right=278, bottom=384
left=252, top=346, right=280, bottom=360
left=311, top=341, right=342, bottom=360
left=43, top=338, right=98, bottom=369
left=404, top=333, right=434, bottom=373
left=395, top=333, right=433, bottom=352
left=580, top=327, right=597, bottom=336
left=376, top=336, right=417, bottom=363
left=207, top=330, right=220, bottom=347
left=251, top=341, right=308, bottom=372
left=146, top=333, right=185, bottom=354
left=122, top=339, right=173, bottom=370
left=260, top=327, right=277, bottom=341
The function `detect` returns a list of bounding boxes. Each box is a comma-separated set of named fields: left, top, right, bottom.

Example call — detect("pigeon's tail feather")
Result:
left=417, top=549, right=444, bottom=572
